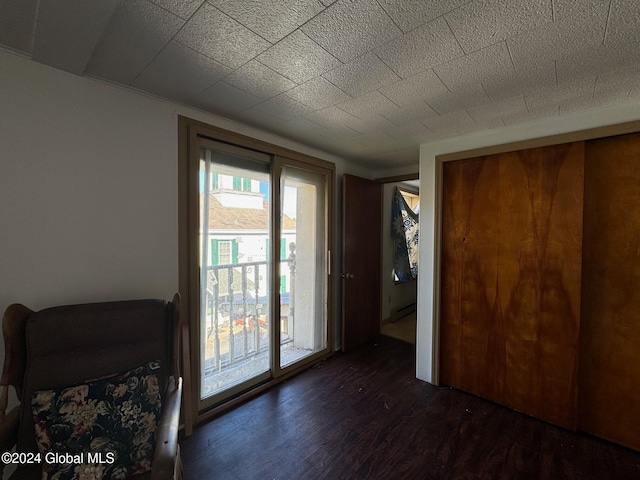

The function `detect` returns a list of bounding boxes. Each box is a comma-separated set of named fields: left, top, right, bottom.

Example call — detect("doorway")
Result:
left=380, top=179, right=419, bottom=345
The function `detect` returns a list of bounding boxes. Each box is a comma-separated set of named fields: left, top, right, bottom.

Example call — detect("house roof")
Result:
left=201, top=194, right=296, bottom=231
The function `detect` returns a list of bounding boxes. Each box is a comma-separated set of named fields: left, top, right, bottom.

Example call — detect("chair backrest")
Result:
left=16, top=298, right=176, bottom=454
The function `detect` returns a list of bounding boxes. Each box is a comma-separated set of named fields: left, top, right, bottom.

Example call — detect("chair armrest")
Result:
left=0, top=405, right=19, bottom=452
left=150, top=377, right=182, bottom=480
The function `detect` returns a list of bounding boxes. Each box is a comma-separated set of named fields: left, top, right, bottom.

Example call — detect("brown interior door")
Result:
left=342, top=174, right=381, bottom=351
left=440, top=142, right=584, bottom=429
left=579, top=132, right=640, bottom=451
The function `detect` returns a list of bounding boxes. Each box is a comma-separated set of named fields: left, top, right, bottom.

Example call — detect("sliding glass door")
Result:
left=278, top=165, right=328, bottom=369
left=193, top=135, right=333, bottom=412
left=198, top=140, right=272, bottom=407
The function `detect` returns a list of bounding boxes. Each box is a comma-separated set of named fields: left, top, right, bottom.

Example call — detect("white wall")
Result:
left=416, top=101, right=640, bottom=384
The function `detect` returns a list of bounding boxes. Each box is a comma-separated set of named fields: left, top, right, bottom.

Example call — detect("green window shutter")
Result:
left=212, top=173, right=219, bottom=189
left=232, top=240, right=239, bottom=264
left=280, top=238, right=286, bottom=260
left=211, top=239, right=219, bottom=266
left=243, top=178, right=251, bottom=191
left=233, top=176, right=241, bottom=190
left=265, top=238, right=269, bottom=261
left=280, top=275, right=286, bottom=294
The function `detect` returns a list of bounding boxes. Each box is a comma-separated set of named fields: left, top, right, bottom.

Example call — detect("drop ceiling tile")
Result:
left=456, top=117, right=505, bottom=135
left=322, top=52, right=401, bottom=96
left=233, top=107, right=289, bottom=132
left=383, top=103, right=441, bottom=125
left=252, top=93, right=314, bottom=119
left=377, top=0, right=470, bottom=33
left=557, top=43, right=640, bottom=85
left=482, top=61, right=557, bottom=102
left=149, top=0, right=205, bottom=19
left=224, top=60, right=296, bottom=99
left=378, top=69, right=449, bottom=108
left=0, top=0, right=37, bottom=54
left=305, top=106, right=362, bottom=130
left=256, top=30, right=342, bottom=84
left=467, top=95, right=527, bottom=123
left=427, top=83, right=491, bottom=116
left=134, top=41, right=231, bottom=101
left=280, top=116, right=334, bottom=137
left=605, top=0, right=640, bottom=48
left=286, top=76, right=351, bottom=109
left=421, top=110, right=477, bottom=134
left=385, top=121, right=433, bottom=142
left=559, top=91, right=627, bottom=115
left=595, top=63, right=640, bottom=96
left=445, top=0, right=552, bottom=54
left=174, top=2, right=270, bottom=69
left=375, top=16, right=463, bottom=78
left=192, top=81, right=263, bottom=115
left=370, top=147, right=420, bottom=168
left=301, top=0, right=402, bottom=62
left=85, top=0, right=184, bottom=85
left=209, top=0, right=324, bottom=43
left=507, top=0, right=609, bottom=72
left=337, top=91, right=402, bottom=118
left=434, top=42, right=514, bottom=91
left=501, top=104, right=559, bottom=126
left=346, top=113, right=399, bottom=135
left=31, top=0, right=122, bottom=75
left=350, top=133, right=404, bottom=152
left=525, top=77, right=596, bottom=110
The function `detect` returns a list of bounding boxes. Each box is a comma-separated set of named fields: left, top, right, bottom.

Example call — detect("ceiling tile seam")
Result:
left=204, top=2, right=276, bottom=46
left=29, top=0, right=41, bottom=56
left=372, top=0, right=404, bottom=33
left=602, top=0, right=613, bottom=45
left=210, top=57, right=304, bottom=102
left=554, top=60, right=558, bottom=87
left=442, top=9, right=468, bottom=55
left=255, top=30, right=345, bottom=84
left=371, top=49, right=399, bottom=78
left=432, top=69, right=453, bottom=94
left=129, top=12, right=189, bottom=86
left=424, top=99, right=449, bottom=117
left=319, top=52, right=402, bottom=94
left=589, top=76, right=597, bottom=101
left=376, top=89, right=404, bottom=111
left=504, top=40, right=518, bottom=73
left=479, top=82, right=492, bottom=102
left=392, top=0, right=476, bottom=37
left=124, top=0, right=217, bottom=86
left=148, top=0, right=202, bottom=21
left=551, top=0, right=556, bottom=22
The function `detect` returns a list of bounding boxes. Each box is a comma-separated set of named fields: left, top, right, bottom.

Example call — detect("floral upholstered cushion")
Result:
left=31, top=360, right=162, bottom=480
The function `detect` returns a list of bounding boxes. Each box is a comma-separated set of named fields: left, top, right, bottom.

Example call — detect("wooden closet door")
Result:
left=440, top=155, right=500, bottom=401
left=580, top=132, right=640, bottom=450
left=441, top=142, right=584, bottom=429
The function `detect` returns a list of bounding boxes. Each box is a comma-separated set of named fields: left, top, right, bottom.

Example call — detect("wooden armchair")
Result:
left=0, top=294, right=188, bottom=480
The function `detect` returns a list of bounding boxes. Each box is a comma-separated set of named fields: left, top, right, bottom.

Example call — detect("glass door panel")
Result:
left=279, top=166, right=328, bottom=368
left=199, top=142, right=272, bottom=407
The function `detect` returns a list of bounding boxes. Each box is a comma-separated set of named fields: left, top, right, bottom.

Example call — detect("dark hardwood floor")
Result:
left=181, top=336, right=640, bottom=479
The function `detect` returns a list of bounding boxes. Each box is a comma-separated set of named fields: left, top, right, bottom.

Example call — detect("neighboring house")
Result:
left=200, top=174, right=297, bottom=324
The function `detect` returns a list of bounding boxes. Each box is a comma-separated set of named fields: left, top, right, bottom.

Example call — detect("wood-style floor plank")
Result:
left=181, top=336, right=640, bottom=479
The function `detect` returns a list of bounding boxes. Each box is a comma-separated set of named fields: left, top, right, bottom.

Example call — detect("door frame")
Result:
left=178, top=116, right=336, bottom=425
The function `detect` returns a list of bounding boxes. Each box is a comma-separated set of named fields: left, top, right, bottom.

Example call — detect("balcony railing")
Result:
left=202, top=260, right=272, bottom=377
